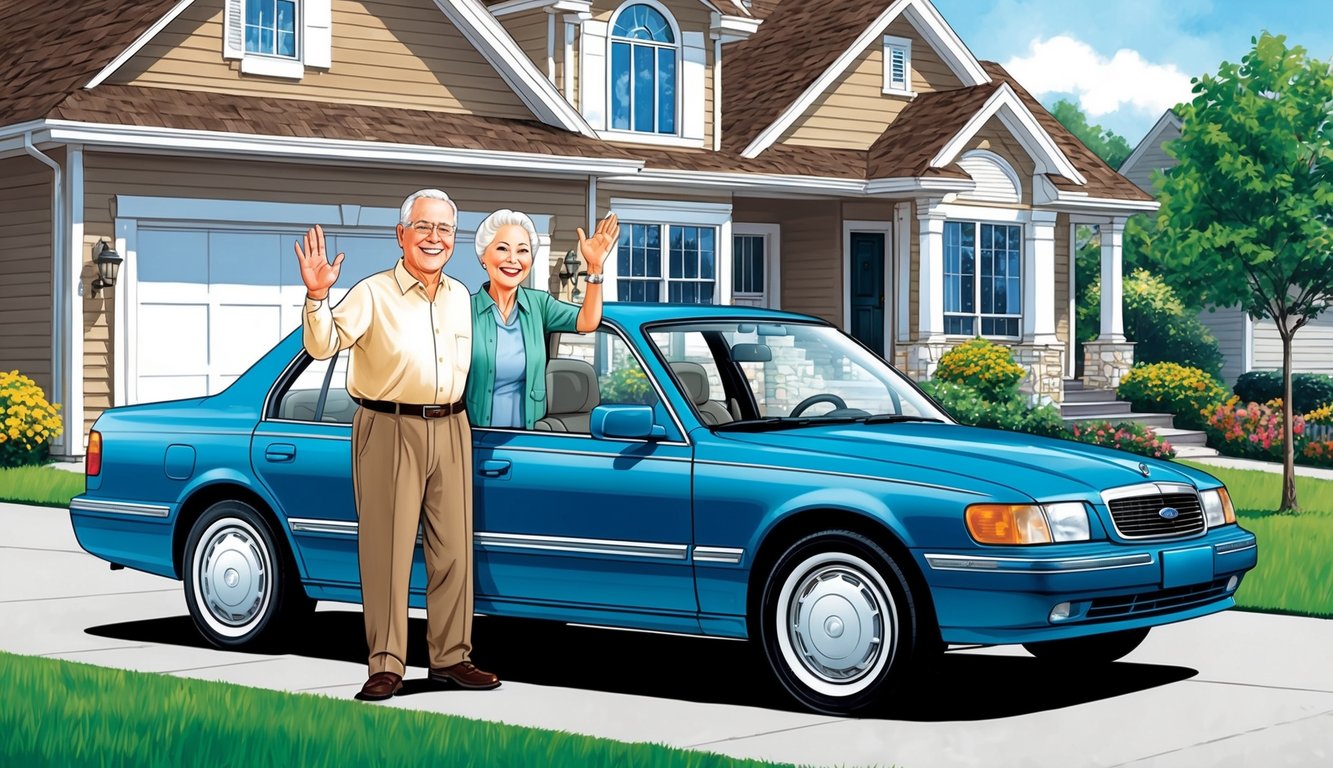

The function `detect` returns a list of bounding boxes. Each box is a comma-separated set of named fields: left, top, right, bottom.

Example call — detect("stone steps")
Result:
left=1060, top=379, right=1215, bottom=454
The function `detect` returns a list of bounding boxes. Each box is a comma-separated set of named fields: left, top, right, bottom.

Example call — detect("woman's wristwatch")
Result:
left=585, top=273, right=604, bottom=284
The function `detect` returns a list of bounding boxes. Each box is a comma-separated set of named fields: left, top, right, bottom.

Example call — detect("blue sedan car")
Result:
left=70, top=303, right=1257, bottom=714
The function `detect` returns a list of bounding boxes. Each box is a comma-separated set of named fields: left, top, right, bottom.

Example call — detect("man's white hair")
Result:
left=474, top=209, right=539, bottom=262
left=399, top=189, right=458, bottom=227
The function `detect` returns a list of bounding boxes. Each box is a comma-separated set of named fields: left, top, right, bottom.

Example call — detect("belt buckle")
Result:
left=423, top=404, right=446, bottom=418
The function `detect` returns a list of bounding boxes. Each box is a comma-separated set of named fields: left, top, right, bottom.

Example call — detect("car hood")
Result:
left=711, top=422, right=1197, bottom=501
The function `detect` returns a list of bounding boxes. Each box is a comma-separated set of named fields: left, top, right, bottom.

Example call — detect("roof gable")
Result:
left=1119, top=109, right=1182, bottom=177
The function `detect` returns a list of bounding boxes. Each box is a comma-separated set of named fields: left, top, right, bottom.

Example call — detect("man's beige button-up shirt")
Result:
left=302, top=259, right=472, bottom=405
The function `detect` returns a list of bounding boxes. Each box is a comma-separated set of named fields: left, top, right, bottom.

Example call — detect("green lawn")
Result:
left=0, top=464, right=84, bottom=507
left=1179, top=460, right=1333, bottom=618
left=0, top=651, right=792, bottom=768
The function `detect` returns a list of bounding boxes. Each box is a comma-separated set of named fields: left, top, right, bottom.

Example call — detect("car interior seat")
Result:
left=534, top=359, right=601, bottom=433
left=669, top=361, right=732, bottom=425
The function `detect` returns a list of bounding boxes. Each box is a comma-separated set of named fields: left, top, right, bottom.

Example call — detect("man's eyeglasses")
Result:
left=409, top=221, right=457, bottom=237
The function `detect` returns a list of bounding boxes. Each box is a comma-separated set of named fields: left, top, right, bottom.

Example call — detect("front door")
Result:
left=849, top=232, right=886, bottom=356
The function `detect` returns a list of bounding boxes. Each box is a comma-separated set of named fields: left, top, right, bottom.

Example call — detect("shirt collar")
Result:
left=393, top=259, right=449, bottom=297
left=474, top=283, right=530, bottom=317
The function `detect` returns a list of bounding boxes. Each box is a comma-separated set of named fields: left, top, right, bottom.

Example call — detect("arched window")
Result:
left=610, top=4, right=678, bottom=134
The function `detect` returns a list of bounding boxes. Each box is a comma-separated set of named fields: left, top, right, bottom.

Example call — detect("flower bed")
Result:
left=1117, top=362, right=1227, bottom=431
left=1203, top=397, right=1307, bottom=462
left=1070, top=420, right=1176, bottom=459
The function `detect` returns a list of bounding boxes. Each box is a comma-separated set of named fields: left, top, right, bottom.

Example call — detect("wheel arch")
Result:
left=172, top=482, right=304, bottom=587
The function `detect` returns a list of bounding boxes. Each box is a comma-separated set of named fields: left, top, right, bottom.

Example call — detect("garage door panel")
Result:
left=209, top=232, right=285, bottom=287
left=139, top=375, right=209, bottom=403
left=328, top=233, right=399, bottom=290
left=137, top=230, right=209, bottom=284
left=139, top=303, right=209, bottom=375
left=213, top=304, right=283, bottom=380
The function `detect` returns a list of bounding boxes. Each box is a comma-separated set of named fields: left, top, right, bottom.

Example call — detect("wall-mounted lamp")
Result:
left=91, top=240, right=123, bottom=297
left=560, top=248, right=587, bottom=301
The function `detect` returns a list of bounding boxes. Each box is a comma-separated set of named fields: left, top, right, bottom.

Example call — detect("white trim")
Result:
left=864, top=176, right=975, bottom=195
left=240, top=55, right=305, bottom=80
left=113, top=218, right=137, bottom=407
left=1067, top=219, right=1077, bottom=379
left=932, top=202, right=1033, bottom=223
left=490, top=0, right=591, bottom=15
left=598, top=130, right=705, bottom=148
left=1099, top=217, right=1127, bottom=341
left=917, top=199, right=947, bottom=341
left=732, top=222, right=781, bottom=309
left=1023, top=209, right=1058, bottom=344
left=437, top=0, right=596, bottom=136
left=741, top=0, right=988, bottom=158
left=547, top=10, right=557, bottom=81
left=842, top=221, right=894, bottom=353
left=930, top=83, right=1086, bottom=186
left=711, top=13, right=760, bottom=43
left=606, top=198, right=733, bottom=304
left=603, top=0, right=689, bottom=141
left=304, top=0, right=333, bottom=70
left=563, top=16, right=578, bottom=101
left=65, top=145, right=86, bottom=453
left=30, top=120, right=642, bottom=177
left=580, top=18, right=609, bottom=129
left=895, top=202, right=911, bottom=344
left=712, top=33, right=722, bottom=151
left=85, top=0, right=196, bottom=89
left=1119, top=109, right=1182, bottom=176
left=882, top=34, right=913, bottom=96
left=1243, top=313, right=1255, bottom=373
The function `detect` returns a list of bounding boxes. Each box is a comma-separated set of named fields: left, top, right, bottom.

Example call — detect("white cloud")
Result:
left=1002, top=35, right=1195, bottom=118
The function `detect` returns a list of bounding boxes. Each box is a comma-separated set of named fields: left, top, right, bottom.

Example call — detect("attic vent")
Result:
left=957, top=150, right=1022, bottom=203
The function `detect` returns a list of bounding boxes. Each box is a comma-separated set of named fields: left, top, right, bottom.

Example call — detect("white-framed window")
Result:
left=883, top=34, right=913, bottom=96
left=609, top=3, right=679, bottom=135
left=944, top=220, right=1022, bottom=337
left=607, top=199, right=733, bottom=305
left=224, top=0, right=331, bottom=79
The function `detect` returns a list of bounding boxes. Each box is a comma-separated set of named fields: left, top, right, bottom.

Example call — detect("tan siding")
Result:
left=116, top=0, right=531, bottom=118
left=80, top=151, right=590, bottom=423
left=1199, top=306, right=1248, bottom=385
left=1123, top=123, right=1181, bottom=194
left=500, top=8, right=552, bottom=82
left=0, top=156, right=55, bottom=393
left=909, top=202, right=919, bottom=338
left=1055, top=216, right=1069, bottom=347
left=782, top=16, right=963, bottom=151
left=772, top=200, right=841, bottom=323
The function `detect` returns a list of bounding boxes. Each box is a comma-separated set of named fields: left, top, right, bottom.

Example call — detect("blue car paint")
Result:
left=69, top=303, right=1258, bottom=649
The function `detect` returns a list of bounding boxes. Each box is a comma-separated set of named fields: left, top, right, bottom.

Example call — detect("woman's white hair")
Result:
left=399, top=189, right=458, bottom=227
left=474, top=209, right=539, bottom=262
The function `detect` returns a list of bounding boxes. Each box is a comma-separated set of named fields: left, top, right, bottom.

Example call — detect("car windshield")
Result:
left=646, top=320, right=950, bottom=430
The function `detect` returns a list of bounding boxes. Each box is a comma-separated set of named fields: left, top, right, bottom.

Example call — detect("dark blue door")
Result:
left=850, top=232, right=886, bottom=356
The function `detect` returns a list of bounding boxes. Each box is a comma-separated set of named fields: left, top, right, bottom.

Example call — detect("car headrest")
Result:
left=670, top=361, right=710, bottom=406
left=546, top=359, right=600, bottom=414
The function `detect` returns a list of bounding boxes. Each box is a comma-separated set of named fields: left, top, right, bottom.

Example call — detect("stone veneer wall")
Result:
left=1010, top=343, right=1066, bottom=404
left=1082, top=340, right=1136, bottom=391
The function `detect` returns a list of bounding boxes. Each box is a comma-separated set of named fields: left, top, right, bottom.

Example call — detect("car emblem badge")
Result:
left=1159, top=507, right=1180, bottom=520
left=1138, top=462, right=1151, bottom=477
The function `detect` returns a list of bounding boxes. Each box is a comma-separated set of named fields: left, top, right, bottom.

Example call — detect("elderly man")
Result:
left=296, top=189, right=499, bottom=701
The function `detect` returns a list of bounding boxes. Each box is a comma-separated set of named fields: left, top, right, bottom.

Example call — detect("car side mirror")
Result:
left=590, top=404, right=667, bottom=441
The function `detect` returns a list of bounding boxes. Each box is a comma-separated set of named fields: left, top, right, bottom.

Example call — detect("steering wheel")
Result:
left=790, top=393, right=848, bottom=417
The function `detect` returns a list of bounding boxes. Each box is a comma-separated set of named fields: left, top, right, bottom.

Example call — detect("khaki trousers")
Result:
left=351, top=407, right=473, bottom=677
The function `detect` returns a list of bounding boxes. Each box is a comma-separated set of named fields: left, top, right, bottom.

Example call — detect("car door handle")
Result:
left=265, top=443, right=297, bottom=462
left=478, top=459, right=511, bottom=478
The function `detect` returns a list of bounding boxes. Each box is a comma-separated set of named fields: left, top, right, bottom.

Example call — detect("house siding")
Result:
left=1253, top=314, right=1333, bottom=377
left=0, top=155, right=55, bottom=394
left=114, top=0, right=532, bottom=118
left=79, top=151, right=590, bottom=427
left=961, top=119, right=1035, bottom=205
left=499, top=8, right=552, bottom=84
left=782, top=16, right=963, bottom=151
left=1123, top=122, right=1181, bottom=194
left=1055, top=215, right=1070, bottom=347
left=1198, top=307, right=1247, bottom=385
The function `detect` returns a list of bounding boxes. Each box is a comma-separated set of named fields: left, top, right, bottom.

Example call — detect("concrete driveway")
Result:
left=4, top=500, right=1331, bottom=768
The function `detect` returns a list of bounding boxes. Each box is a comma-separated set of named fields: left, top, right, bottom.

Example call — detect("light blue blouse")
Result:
left=489, top=304, right=527, bottom=429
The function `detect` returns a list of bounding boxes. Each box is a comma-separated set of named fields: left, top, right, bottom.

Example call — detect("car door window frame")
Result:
left=264, top=350, right=347, bottom=425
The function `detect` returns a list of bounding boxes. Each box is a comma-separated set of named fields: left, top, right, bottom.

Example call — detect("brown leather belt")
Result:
left=353, top=397, right=465, bottom=418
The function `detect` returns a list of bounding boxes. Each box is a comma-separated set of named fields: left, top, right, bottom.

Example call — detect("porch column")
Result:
left=1023, top=210, right=1059, bottom=344
left=1099, top=217, right=1127, bottom=341
left=917, top=201, right=946, bottom=341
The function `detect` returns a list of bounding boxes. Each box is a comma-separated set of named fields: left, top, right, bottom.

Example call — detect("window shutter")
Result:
left=580, top=19, right=608, bottom=130
left=681, top=31, right=706, bottom=141
left=223, top=0, right=245, bottom=59
left=890, top=47, right=907, bottom=90
left=304, top=0, right=332, bottom=69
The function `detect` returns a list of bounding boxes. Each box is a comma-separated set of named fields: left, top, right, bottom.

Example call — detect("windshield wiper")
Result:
left=715, top=416, right=861, bottom=433
left=861, top=414, right=945, bottom=425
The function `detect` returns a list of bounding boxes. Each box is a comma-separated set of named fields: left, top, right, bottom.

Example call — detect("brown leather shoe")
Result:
left=429, top=661, right=501, bottom=690
left=355, top=671, right=403, bottom=701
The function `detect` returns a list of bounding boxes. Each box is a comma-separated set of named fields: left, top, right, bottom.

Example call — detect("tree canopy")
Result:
left=1048, top=99, right=1135, bottom=169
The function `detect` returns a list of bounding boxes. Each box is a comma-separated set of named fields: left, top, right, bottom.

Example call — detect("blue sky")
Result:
left=929, top=0, right=1333, bottom=146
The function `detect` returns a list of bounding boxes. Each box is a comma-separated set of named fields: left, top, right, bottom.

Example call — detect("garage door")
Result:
left=133, top=225, right=486, bottom=404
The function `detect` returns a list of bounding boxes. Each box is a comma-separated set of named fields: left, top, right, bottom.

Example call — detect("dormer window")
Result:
left=224, top=0, right=331, bottom=79
left=610, top=4, right=678, bottom=135
left=245, top=0, right=298, bottom=58
left=883, top=35, right=913, bottom=96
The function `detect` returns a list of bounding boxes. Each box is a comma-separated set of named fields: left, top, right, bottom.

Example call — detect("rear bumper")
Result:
left=69, top=496, right=179, bottom=579
left=917, top=527, right=1257, bottom=644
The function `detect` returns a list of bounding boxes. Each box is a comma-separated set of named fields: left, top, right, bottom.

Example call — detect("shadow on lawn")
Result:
left=86, top=610, right=1197, bottom=721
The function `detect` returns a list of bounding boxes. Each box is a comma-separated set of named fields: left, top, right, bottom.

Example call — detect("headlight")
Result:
left=965, top=502, right=1091, bottom=545
left=1200, top=487, right=1236, bottom=527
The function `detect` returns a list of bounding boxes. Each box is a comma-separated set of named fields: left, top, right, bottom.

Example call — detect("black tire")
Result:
left=757, top=530, right=921, bottom=715
left=1023, top=627, right=1150, bottom=664
left=182, top=500, right=313, bottom=649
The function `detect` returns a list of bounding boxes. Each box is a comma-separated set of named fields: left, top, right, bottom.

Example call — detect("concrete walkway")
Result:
left=1182, top=455, right=1333, bottom=480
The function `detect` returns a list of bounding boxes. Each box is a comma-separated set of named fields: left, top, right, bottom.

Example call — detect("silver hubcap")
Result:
left=775, top=550, right=898, bottom=698
left=197, top=523, right=269, bottom=628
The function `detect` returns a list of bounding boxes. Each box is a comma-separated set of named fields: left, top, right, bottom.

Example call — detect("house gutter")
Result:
left=22, top=132, right=69, bottom=456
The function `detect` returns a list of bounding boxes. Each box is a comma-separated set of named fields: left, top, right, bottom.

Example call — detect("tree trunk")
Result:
left=1280, top=330, right=1299, bottom=514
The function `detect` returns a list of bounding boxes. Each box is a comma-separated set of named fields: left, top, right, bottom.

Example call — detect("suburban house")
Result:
left=1121, top=109, right=1333, bottom=386
left=0, top=0, right=1156, bottom=460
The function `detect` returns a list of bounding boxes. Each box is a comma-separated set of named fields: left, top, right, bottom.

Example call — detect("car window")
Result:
left=540, top=329, right=661, bottom=434
left=275, top=351, right=354, bottom=424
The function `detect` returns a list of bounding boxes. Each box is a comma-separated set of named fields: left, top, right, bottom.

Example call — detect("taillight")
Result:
left=87, top=430, right=102, bottom=476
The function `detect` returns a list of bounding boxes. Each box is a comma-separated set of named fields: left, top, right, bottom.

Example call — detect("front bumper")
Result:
left=917, top=526, right=1258, bottom=644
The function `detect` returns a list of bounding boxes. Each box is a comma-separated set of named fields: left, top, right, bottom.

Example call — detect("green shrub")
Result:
left=919, top=380, right=1069, bottom=438
left=1234, top=371, right=1333, bottom=414
left=597, top=367, right=654, bottom=405
left=1117, top=362, right=1229, bottom=431
left=934, top=339, right=1027, bottom=401
left=0, top=371, right=63, bottom=469
left=1069, top=420, right=1177, bottom=459
left=1080, top=270, right=1224, bottom=378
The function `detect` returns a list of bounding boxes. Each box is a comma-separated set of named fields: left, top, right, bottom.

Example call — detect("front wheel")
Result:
left=183, top=500, right=313, bottom=649
left=1023, top=627, right=1150, bottom=664
left=758, top=530, right=921, bottom=715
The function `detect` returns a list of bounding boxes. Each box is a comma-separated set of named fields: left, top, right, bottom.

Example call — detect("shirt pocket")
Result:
left=454, top=333, right=471, bottom=374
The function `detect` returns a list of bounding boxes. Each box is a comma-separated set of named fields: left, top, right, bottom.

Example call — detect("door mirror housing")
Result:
left=591, top=404, right=666, bottom=440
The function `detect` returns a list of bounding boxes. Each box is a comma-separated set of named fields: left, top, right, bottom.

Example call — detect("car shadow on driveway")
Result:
left=87, top=610, right=1198, bottom=720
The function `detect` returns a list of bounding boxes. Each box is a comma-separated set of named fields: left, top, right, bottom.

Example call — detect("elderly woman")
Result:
left=465, top=209, right=619, bottom=429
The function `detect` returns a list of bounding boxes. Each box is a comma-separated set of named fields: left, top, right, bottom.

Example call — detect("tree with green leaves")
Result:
left=1049, top=99, right=1135, bottom=169
left=1154, top=32, right=1332, bottom=513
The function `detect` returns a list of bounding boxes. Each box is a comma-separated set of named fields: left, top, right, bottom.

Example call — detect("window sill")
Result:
left=240, top=55, right=304, bottom=80
left=881, top=88, right=917, bottom=98
left=598, top=130, right=706, bottom=149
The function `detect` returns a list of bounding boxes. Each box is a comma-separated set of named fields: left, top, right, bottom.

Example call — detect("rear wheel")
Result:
left=183, top=500, right=313, bottom=649
left=758, top=530, right=921, bottom=715
left=1023, top=627, right=1150, bottom=664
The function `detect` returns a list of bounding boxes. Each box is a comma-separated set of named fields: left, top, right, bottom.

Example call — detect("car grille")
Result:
left=1085, top=579, right=1231, bottom=621
left=1107, top=491, right=1205, bottom=539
